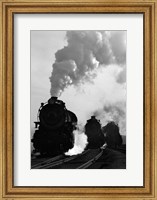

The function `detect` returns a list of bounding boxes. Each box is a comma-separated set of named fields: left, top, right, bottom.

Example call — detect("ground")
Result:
left=88, top=148, right=126, bottom=169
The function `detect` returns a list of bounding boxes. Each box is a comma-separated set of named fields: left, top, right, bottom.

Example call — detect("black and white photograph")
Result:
left=31, top=30, right=126, bottom=169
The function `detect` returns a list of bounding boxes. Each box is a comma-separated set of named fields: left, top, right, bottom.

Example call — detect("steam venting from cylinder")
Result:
left=65, top=124, right=88, bottom=156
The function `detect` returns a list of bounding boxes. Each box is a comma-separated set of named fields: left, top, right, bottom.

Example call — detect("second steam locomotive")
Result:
left=85, top=116, right=105, bottom=149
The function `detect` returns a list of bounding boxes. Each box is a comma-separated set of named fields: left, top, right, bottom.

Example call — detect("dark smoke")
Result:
left=50, top=31, right=126, bottom=96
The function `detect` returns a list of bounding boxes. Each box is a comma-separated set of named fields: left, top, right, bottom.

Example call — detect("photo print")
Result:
left=31, top=30, right=126, bottom=169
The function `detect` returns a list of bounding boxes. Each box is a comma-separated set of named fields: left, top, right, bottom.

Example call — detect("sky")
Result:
left=31, top=31, right=67, bottom=135
left=31, top=30, right=126, bottom=139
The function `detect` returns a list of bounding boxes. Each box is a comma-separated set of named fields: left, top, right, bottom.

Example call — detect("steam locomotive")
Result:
left=102, top=121, right=122, bottom=148
left=85, top=116, right=105, bottom=149
left=31, top=97, right=77, bottom=156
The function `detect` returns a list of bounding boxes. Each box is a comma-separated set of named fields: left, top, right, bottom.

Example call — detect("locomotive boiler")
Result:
left=31, top=97, right=77, bottom=156
left=85, top=116, right=105, bottom=149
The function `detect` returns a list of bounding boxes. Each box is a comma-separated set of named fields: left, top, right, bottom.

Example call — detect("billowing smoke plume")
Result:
left=50, top=31, right=126, bottom=96
left=50, top=31, right=126, bottom=154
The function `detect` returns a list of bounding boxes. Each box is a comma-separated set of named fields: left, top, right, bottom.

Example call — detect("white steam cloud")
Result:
left=65, top=125, right=88, bottom=156
left=61, top=65, right=126, bottom=135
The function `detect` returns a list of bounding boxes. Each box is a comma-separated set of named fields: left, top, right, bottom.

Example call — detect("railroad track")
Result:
left=32, top=144, right=107, bottom=169
left=50, top=145, right=107, bottom=169
left=77, top=149, right=104, bottom=169
left=32, top=154, right=65, bottom=169
left=77, top=143, right=107, bottom=169
left=32, top=149, right=90, bottom=169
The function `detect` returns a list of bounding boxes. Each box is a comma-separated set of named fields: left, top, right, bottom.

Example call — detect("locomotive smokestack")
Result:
left=48, top=96, right=58, bottom=104
left=91, top=116, right=96, bottom=119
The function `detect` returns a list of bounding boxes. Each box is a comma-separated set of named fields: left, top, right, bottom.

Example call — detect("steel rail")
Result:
left=32, top=144, right=107, bottom=169
left=77, top=144, right=107, bottom=169
left=33, top=149, right=90, bottom=169
left=77, top=149, right=103, bottom=169
left=32, top=154, right=64, bottom=168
